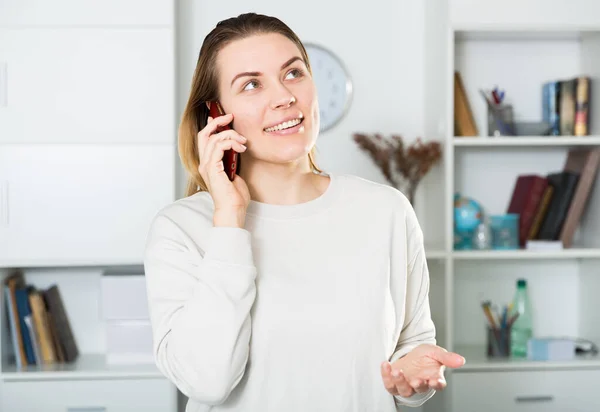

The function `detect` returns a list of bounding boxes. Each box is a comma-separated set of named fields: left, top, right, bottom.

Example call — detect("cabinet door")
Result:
left=2, top=378, right=177, bottom=412
left=452, top=369, right=600, bottom=412
left=0, top=0, right=173, bottom=26
left=0, top=28, right=175, bottom=144
left=0, top=144, right=175, bottom=266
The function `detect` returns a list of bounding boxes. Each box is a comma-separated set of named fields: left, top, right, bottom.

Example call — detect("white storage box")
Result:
left=106, top=320, right=154, bottom=365
left=100, top=274, right=149, bottom=320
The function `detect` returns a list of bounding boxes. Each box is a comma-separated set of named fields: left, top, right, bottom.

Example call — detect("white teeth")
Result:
left=264, top=118, right=302, bottom=132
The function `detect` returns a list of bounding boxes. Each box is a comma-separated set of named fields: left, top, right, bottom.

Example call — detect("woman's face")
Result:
left=215, top=33, right=319, bottom=167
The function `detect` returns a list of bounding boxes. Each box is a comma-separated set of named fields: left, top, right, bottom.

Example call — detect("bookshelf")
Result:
left=445, top=21, right=600, bottom=348
left=426, top=5, right=600, bottom=411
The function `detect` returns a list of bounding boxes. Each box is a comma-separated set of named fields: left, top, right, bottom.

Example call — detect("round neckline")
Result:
left=246, top=173, right=339, bottom=220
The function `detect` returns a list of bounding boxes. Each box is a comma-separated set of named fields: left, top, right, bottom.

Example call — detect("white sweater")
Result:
left=143, top=173, right=437, bottom=412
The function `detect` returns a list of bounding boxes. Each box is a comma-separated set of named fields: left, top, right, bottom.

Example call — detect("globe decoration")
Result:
left=454, top=193, right=483, bottom=250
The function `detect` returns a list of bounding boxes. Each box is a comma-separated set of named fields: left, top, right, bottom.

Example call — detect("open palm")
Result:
left=381, top=344, right=465, bottom=398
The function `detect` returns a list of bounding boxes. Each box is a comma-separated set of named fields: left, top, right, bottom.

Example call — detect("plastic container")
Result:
left=490, top=214, right=519, bottom=250
left=509, top=278, right=534, bottom=358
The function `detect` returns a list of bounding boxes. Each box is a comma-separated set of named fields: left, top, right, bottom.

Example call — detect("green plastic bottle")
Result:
left=510, top=278, right=533, bottom=357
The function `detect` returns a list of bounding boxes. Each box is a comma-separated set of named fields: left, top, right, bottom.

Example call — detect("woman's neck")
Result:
left=239, top=158, right=328, bottom=205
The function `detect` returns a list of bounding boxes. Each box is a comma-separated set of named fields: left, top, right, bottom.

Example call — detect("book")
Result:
left=506, top=175, right=548, bottom=247
left=537, top=171, right=580, bottom=240
left=559, top=148, right=600, bottom=247
left=574, top=76, right=591, bottom=136
left=454, top=71, right=478, bottom=137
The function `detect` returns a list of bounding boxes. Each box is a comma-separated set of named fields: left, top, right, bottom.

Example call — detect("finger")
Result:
left=201, top=130, right=246, bottom=170
left=206, top=140, right=246, bottom=173
left=202, top=129, right=246, bottom=157
left=200, top=138, right=245, bottom=183
left=393, top=370, right=414, bottom=398
left=380, top=362, right=398, bottom=394
left=428, top=376, right=447, bottom=391
left=430, top=348, right=465, bottom=369
left=207, top=112, right=234, bottom=130
left=411, top=378, right=430, bottom=394
left=197, top=113, right=235, bottom=155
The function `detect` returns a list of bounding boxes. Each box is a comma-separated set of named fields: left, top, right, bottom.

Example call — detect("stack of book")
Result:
left=506, top=148, right=600, bottom=249
left=542, top=76, right=591, bottom=136
left=4, top=271, right=79, bottom=369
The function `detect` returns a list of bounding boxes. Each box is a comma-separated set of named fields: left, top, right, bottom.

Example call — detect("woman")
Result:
left=143, top=12, right=465, bottom=412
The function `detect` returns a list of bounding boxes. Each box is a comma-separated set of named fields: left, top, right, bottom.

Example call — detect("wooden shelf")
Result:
left=453, top=344, right=600, bottom=372
left=1, top=354, right=163, bottom=381
left=453, top=136, right=600, bottom=147
left=452, top=248, right=600, bottom=260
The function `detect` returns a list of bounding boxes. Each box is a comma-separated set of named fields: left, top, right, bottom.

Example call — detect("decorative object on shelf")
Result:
left=304, top=42, right=353, bottom=133
left=352, top=133, right=442, bottom=204
left=453, top=193, right=482, bottom=250
left=490, top=214, right=519, bottom=250
left=472, top=217, right=492, bottom=250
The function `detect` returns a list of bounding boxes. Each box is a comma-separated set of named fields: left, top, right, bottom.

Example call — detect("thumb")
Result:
left=430, top=348, right=465, bottom=368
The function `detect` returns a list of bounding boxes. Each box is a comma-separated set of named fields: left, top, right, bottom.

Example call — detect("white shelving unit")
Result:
left=0, top=1, right=180, bottom=411
left=423, top=3, right=600, bottom=410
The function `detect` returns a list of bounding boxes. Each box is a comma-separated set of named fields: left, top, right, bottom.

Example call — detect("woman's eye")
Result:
left=243, top=80, right=260, bottom=91
left=285, top=68, right=304, bottom=80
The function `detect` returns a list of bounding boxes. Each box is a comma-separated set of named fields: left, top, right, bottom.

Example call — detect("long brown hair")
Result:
left=178, top=12, right=321, bottom=197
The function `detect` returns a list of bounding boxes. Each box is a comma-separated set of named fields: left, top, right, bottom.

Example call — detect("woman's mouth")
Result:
left=264, top=118, right=304, bottom=134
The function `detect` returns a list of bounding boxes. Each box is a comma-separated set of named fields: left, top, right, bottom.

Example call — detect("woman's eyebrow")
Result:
left=230, top=56, right=305, bottom=87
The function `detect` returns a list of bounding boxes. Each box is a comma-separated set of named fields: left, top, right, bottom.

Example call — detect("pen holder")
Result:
left=487, top=326, right=511, bottom=358
left=487, top=104, right=515, bottom=136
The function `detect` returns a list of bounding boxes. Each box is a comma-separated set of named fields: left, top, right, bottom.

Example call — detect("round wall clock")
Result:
left=304, top=43, right=353, bottom=133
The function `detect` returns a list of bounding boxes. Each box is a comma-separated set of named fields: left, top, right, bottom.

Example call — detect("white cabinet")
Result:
left=0, top=28, right=175, bottom=144
left=0, top=0, right=174, bottom=27
left=452, top=369, right=600, bottom=412
left=0, top=144, right=175, bottom=265
left=2, top=378, right=177, bottom=412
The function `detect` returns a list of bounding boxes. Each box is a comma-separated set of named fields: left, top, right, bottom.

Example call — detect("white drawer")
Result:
left=1, top=378, right=177, bottom=412
left=451, top=369, right=600, bottom=412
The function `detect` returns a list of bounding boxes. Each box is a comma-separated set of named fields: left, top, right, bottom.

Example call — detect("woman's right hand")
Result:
left=197, top=113, right=250, bottom=228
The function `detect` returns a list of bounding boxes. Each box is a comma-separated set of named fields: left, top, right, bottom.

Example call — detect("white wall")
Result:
left=175, top=0, right=432, bottom=220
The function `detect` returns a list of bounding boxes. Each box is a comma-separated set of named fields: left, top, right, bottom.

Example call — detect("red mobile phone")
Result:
left=209, top=102, right=239, bottom=181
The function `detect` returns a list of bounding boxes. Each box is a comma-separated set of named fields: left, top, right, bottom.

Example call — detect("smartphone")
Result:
left=208, top=102, right=239, bottom=181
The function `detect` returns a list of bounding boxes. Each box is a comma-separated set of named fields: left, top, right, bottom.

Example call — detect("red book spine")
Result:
left=507, top=175, right=549, bottom=247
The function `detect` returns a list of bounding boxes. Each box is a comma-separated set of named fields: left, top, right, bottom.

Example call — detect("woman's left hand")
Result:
left=381, top=344, right=465, bottom=398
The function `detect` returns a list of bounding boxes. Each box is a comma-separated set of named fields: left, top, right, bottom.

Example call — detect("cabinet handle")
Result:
left=0, top=62, right=6, bottom=107
left=515, top=395, right=554, bottom=403
left=67, top=408, right=106, bottom=412
left=0, top=181, right=8, bottom=227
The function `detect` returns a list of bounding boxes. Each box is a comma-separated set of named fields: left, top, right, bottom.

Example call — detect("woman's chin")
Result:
left=248, top=149, right=312, bottom=168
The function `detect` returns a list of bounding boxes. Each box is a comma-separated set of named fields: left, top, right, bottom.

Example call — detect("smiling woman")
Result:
left=177, top=15, right=321, bottom=196
left=143, top=12, right=465, bottom=412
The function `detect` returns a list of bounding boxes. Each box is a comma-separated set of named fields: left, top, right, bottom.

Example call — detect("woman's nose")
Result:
left=270, top=88, right=296, bottom=110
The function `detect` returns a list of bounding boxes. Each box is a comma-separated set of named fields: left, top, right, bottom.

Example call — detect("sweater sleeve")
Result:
left=389, top=197, right=437, bottom=408
left=143, top=213, right=257, bottom=405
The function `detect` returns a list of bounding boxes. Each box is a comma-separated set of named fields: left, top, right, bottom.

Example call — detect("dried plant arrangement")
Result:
left=353, top=133, right=442, bottom=204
